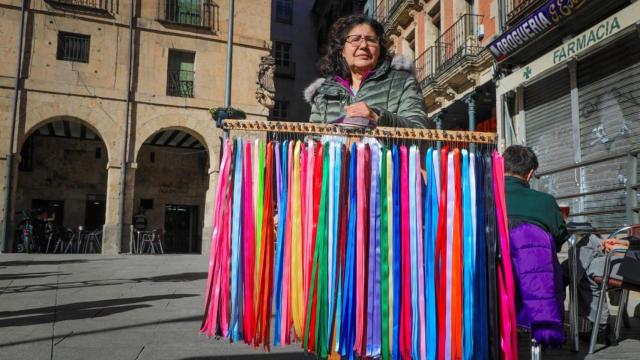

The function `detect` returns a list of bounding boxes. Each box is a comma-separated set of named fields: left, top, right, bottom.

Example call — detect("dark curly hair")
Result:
left=317, top=14, right=391, bottom=78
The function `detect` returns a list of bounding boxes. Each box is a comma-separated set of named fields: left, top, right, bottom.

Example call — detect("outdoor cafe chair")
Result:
left=84, top=229, right=102, bottom=253
left=140, top=229, right=164, bottom=254
left=588, top=224, right=640, bottom=354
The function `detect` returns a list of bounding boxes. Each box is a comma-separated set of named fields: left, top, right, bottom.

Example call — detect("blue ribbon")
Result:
left=340, top=143, right=357, bottom=359
left=273, top=140, right=288, bottom=345
left=474, top=151, right=489, bottom=359
left=229, top=138, right=244, bottom=341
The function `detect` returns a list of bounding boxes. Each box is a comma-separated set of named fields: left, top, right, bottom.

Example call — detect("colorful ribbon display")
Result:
left=201, top=138, right=516, bottom=360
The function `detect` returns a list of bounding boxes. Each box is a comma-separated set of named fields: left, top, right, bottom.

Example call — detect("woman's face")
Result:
left=342, top=23, right=380, bottom=74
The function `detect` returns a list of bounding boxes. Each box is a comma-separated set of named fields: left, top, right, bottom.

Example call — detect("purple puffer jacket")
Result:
left=509, top=223, right=565, bottom=348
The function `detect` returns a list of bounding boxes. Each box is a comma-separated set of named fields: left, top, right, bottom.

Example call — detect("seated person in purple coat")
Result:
left=503, top=145, right=569, bottom=348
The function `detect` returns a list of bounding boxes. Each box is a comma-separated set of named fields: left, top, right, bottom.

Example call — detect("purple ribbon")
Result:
left=275, top=142, right=282, bottom=215
left=367, top=142, right=381, bottom=356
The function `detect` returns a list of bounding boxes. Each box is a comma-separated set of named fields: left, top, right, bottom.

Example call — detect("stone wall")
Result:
left=0, top=0, right=272, bottom=254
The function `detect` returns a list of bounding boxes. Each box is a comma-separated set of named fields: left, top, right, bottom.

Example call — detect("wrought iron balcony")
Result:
left=45, top=0, right=113, bottom=14
left=157, top=0, right=217, bottom=30
left=434, top=14, right=484, bottom=73
left=504, top=0, right=546, bottom=27
left=166, top=70, right=194, bottom=98
left=415, top=14, right=489, bottom=103
left=415, top=45, right=438, bottom=88
left=375, top=0, right=422, bottom=35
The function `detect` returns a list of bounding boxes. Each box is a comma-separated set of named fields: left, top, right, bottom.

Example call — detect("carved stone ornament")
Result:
left=256, top=55, right=276, bottom=109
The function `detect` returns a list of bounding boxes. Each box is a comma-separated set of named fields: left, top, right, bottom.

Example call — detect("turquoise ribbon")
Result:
left=229, top=138, right=244, bottom=341
left=462, top=150, right=474, bottom=359
left=424, top=147, right=438, bottom=359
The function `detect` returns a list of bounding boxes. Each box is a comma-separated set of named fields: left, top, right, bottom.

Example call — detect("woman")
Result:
left=304, top=15, right=430, bottom=128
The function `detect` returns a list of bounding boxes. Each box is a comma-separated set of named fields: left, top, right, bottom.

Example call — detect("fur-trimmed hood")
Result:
left=303, top=55, right=414, bottom=103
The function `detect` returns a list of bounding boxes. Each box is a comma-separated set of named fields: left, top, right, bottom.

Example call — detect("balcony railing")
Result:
left=45, top=0, right=113, bottom=14
left=157, top=0, right=217, bottom=30
left=504, top=0, right=546, bottom=27
left=166, top=70, right=194, bottom=98
left=415, top=45, right=439, bottom=88
left=435, top=14, right=484, bottom=73
left=374, top=0, right=420, bottom=33
left=414, top=14, right=485, bottom=87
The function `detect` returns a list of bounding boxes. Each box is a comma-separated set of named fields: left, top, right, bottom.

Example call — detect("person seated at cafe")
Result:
left=575, top=234, right=640, bottom=343
left=304, top=14, right=430, bottom=128
left=504, top=145, right=569, bottom=248
left=133, top=207, right=148, bottom=231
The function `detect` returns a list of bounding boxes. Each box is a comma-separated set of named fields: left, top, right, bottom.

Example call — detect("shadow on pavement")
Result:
left=0, top=272, right=69, bottom=280
left=0, top=272, right=207, bottom=294
left=0, top=314, right=202, bottom=347
left=0, top=259, right=122, bottom=267
left=180, top=355, right=313, bottom=360
left=0, top=293, right=198, bottom=327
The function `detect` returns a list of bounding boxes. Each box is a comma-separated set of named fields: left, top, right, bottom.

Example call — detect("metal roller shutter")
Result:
left=524, top=70, right=579, bottom=203
left=577, top=33, right=640, bottom=228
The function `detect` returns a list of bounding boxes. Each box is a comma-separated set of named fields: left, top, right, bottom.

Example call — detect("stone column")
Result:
left=102, top=163, right=122, bottom=254
left=121, top=163, right=137, bottom=253
left=201, top=166, right=218, bottom=256
left=434, top=111, right=445, bottom=150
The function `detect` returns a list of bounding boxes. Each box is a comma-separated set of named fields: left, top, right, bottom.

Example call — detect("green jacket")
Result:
left=304, top=56, right=431, bottom=128
left=505, top=176, right=569, bottom=249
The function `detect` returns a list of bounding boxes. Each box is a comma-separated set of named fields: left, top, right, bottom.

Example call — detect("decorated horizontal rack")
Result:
left=222, top=120, right=497, bottom=144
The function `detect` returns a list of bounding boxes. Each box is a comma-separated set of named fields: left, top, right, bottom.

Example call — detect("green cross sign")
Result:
left=523, top=66, right=532, bottom=80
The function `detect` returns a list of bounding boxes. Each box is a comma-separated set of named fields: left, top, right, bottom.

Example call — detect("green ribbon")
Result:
left=380, top=147, right=390, bottom=360
left=304, top=145, right=330, bottom=357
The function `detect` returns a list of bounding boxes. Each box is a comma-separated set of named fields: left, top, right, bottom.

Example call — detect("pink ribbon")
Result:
left=493, top=152, right=518, bottom=360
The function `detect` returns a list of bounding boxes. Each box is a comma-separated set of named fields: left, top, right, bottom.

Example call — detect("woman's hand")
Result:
left=345, top=102, right=379, bottom=122
left=601, top=238, right=630, bottom=252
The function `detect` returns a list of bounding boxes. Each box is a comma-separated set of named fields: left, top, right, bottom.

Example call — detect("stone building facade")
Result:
left=369, top=0, right=500, bottom=131
left=0, top=0, right=272, bottom=254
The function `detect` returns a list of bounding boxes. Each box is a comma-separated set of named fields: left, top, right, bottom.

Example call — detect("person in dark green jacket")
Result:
left=503, top=145, right=569, bottom=249
left=304, top=14, right=431, bottom=128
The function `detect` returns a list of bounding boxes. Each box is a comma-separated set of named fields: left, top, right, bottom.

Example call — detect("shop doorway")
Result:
left=164, top=204, right=200, bottom=253
left=84, top=195, right=106, bottom=231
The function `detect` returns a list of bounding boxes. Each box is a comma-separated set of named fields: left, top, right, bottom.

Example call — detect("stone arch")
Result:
left=21, top=116, right=112, bottom=162
left=131, top=113, right=217, bottom=254
left=133, top=111, right=218, bottom=164
left=22, top=102, right=122, bottom=164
